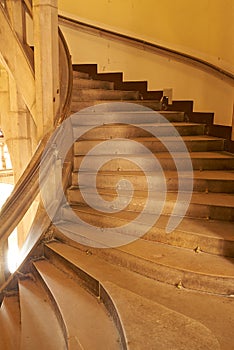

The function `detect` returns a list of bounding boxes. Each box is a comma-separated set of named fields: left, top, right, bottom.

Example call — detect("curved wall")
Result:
left=58, top=0, right=234, bottom=125
left=58, top=0, right=234, bottom=74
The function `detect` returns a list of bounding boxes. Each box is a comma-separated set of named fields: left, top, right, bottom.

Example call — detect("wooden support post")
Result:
left=5, top=0, right=26, bottom=43
left=33, top=0, right=60, bottom=140
left=0, top=141, right=6, bottom=169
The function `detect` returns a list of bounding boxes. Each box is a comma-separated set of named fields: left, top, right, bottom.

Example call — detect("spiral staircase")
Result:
left=0, top=63, right=233, bottom=349
left=0, top=0, right=234, bottom=346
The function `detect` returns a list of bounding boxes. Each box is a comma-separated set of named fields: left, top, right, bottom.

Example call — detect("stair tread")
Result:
left=73, top=88, right=138, bottom=93
left=75, top=135, right=223, bottom=142
left=73, top=79, right=114, bottom=90
left=73, top=71, right=90, bottom=79
left=74, top=138, right=225, bottom=156
left=19, top=279, right=66, bottom=350
left=75, top=151, right=234, bottom=159
left=74, top=121, right=202, bottom=127
left=71, top=99, right=162, bottom=103
left=64, top=205, right=234, bottom=241
left=71, top=111, right=184, bottom=122
left=118, top=238, right=234, bottom=277
left=72, top=89, right=140, bottom=101
left=71, top=99, right=162, bottom=106
left=73, top=77, right=114, bottom=85
left=68, top=186, right=234, bottom=208
left=70, top=110, right=185, bottom=124
left=33, top=259, right=120, bottom=349
left=73, top=122, right=207, bottom=141
left=74, top=110, right=184, bottom=115
left=43, top=243, right=221, bottom=350
left=73, top=169, right=234, bottom=180
left=102, top=281, right=220, bottom=350
left=45, top=241, right=234, bottom=349
left=52, top=223, right=234, bottom=295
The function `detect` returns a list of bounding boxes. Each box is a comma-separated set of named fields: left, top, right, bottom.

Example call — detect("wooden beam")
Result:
left=0, top=5, right=36, bottom=123
left=33, top=0, right=60, bottom=139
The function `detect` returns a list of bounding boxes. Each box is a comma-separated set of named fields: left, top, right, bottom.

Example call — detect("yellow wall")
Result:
left=58, top=0, right=234, bottom=125
left=58, top=0, right=234, bottom=73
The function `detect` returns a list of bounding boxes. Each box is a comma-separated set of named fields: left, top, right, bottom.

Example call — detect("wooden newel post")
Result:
left=33, top=0, right=60, bottom=140
left=5, top=0, right=26, bottom=43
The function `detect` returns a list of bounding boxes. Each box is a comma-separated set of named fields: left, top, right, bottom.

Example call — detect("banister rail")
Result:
left=56, top=27, right=73, bottom=124
left=0, top=0, right=73, bottom=284
left=58, top=15, right=234, bottom=84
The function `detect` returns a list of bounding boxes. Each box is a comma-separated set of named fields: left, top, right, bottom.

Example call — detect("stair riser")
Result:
left=71, top=172, right=234, bottom=193
left=72, top=90, right=140, bottom=101
left=60, top=208, right=234, bottom=257
left=74, top=139, right=224, bottom=155
left=141, top=91, right=163, bottom=100
left=71, top=100, right=162, bottom=112
left=74, top=156, right=234, bottom=171
left=73, top=79, right=114, bottom=90
left=66, top=190, right=234, bottom=221
left=73, top=125, right=205, bottom=140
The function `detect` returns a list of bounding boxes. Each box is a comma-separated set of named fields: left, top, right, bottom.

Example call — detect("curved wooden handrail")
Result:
left=56, top=27, right=73, bottom=125
left=58, top=15, right=234, bottom=84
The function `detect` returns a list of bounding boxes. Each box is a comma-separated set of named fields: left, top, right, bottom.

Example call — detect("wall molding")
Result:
left=59, top=14, right=234, bottom=86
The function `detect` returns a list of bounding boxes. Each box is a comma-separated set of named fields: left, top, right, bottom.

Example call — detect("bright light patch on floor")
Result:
left=0, top=183, right=19, bottom=273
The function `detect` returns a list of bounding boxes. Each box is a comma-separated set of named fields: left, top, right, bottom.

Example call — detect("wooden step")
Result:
left=73, top=70, right=90, bottom=79
left=33, top=259, right=121, bottom=349
left=66, top=187, right=234, bottom=221
left=41, top=242, right=220, bottom=350
left=73, top=151, right=234, bottom=172
left=71, top=110, right=186, bottom=125
left=71, top=100, right=162, bottom=112
left=73, top=78, right=114, bottom=90
left=72, top=89, right=140, bottom=101
left=114, top=239, right=234, bottom=295
left=56, top=211, right=234, bottom=257
left=72, top=169, right=234, bottom=193
left=44, top=241, right=234, bottom=349
left=74, top=136, right=224, bottom=155
left=19, top=279, right=66, bottom=350
left=47, top=233, right=234, bottom=295
left=73, top=123, right=206, bottom=139
left=72, top=66, right=161, bottom=99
